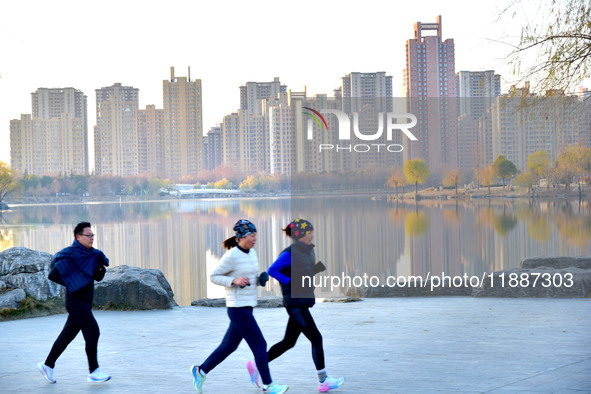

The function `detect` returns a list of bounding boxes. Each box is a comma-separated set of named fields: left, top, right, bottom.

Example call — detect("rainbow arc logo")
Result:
left=303, top=107, right=328, bottom=131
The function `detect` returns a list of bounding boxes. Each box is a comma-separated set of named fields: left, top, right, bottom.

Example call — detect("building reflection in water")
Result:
left=0, top=198, right=589, bottom=305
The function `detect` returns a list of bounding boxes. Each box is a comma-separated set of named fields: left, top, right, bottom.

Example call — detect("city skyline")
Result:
left=1, top=0, right=586, bottom=167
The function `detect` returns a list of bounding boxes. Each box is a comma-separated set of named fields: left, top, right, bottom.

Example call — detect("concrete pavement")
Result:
left=1, top=297, right=590, bottom=393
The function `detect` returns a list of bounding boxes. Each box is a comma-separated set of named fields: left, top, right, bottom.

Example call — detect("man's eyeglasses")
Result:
left=80, top=233, right=95, bottom=238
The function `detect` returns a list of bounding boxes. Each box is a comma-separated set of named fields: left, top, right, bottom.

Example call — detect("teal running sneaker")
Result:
left=263, top=382, right=289, bottom=394
left=191, top=365, right=206, bottom=392
left=318, top=376, right=345, bottom=392
left=246, top=360, right=261, bottom=388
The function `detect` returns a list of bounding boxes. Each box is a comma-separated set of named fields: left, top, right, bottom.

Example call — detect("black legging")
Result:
left=268, top=306, right=325, bottom=370
left=45, top=283, right=100, bottom=372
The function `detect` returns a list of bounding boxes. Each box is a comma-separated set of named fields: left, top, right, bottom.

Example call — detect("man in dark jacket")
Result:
left=37, top=222, right=111, bottom=384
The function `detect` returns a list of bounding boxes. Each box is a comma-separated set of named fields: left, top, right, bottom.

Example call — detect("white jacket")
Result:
left=210, top=246, right=259, bottom=307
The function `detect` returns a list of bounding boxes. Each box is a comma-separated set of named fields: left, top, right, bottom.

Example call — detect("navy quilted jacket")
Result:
left=53, top=240, right=109, bottom=293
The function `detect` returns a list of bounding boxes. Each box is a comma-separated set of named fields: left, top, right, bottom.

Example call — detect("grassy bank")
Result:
left=0, top=296, right=65, bottom=322
left=396, top=185, right=588, bottom=201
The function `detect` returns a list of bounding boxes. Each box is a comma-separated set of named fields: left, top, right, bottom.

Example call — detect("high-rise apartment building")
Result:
left=457, top=71, right=501, bottom=117
left=267, top=88, right=344, bottom=176
left=268, top=95, right=295, bottom=175
left=403, top=15, right=458, bottom=173
left=234, top=78, right=287, bottom=174
left=32, top=87, right=89, bottom=173
left=238, top=108, right=269, bottom=174
left=138, top=104, right=165, bottom=177
left=478, top=109, right=495, bottom=166
left=94, top=83, right=139, bottom=177
left=340, top=72, right=399, bottom=170
left=491, top=84, right=589, bottom=171
left=456, top=71, right=501, bottom=170
left=301, top=93, right=343, bottom=174
left=163, top=67, right=203, bottom=180
left=32, top=87, right=87, bottom=122
left=240, top=77, right=286, bottom=116
left=10, top=115, right=44, bottom=175
left=341, top=72, right=392, bottom=114
left=578, top=90, right=591, bottom=148
left=221, top=113, right=241, bottom=170
left=31, top=88, right=89, bottom=174
left=268, top=91, right=304, bottom=175
left=204, top=126, right=222, bottom=171
left=10, top=87, right=88, bottom=176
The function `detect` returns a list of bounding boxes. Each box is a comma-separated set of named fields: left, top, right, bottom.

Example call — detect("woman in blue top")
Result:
left=247, top=219, right=345, bottom=392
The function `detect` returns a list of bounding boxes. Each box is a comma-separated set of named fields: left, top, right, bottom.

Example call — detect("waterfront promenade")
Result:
left=1, top=297, right=590, bottom=393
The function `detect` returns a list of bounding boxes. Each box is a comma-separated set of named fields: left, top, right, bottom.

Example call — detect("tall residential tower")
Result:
left=403, top=16, right=458, bottom=173
left=456, top=70, right=501, bottom=169
left=163, top=67, right=203, bottom=179
left=94, top=83, right=140, bottom=177
left=138, top=104, right=165, bottom=177
left=340, top=72, right=398, bottom=170
left=10, top=87, right=88, bottom=176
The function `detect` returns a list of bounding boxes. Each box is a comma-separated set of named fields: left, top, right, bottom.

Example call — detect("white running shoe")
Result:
left=37, top=362, right=56, bottom=383
left=88, top=367, right=111, bottom=382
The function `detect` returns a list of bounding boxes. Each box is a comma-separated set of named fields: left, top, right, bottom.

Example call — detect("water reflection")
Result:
left=0, top=228, right=14, bottom=251
left=405, top=210, right=430, bottom=237
left=0, top=197, right=589, bottom=304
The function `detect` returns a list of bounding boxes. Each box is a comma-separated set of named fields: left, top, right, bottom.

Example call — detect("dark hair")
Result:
left=74, top=221, right=92, bottom=237
left=282, top=219, right=314, bottom=240
left=282, top=225, right=292, bottom=237
left=222, top=236, right=238, bottom=250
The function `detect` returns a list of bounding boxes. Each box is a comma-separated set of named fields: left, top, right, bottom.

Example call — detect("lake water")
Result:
left=1, top=196, right=589, bottom=305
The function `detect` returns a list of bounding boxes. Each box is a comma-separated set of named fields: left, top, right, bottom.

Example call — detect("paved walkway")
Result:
left=1, top=297, right=590, bottom=393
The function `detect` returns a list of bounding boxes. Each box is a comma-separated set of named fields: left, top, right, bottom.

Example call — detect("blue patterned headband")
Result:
left=233, top=219, right=257, bottom=239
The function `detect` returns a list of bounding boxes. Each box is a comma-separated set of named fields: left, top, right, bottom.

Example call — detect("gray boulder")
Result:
left=94, top=265, right=177, bottom=309
left=346, top=278, right=473, bottom=297
left=0, top=288, right=26, bottom=309
left=190, top=297, right=283, bottom=308
left=473, top=267, right=591, bottom=297
left=191, top=298, right=226, bottom=307
left=0, top=247, right=64, bottom=300
left=521, top=256, right=591, bottom=270
left=257, top=297, right=283, bottom=308
left=323, top=297, right=363, bottom=303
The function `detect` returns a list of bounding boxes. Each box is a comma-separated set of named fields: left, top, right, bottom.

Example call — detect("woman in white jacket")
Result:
left=190, top=220, right=288, bottom=394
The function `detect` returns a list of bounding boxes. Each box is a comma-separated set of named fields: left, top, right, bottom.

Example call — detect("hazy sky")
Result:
left=0, top=0, right=567, bottom=166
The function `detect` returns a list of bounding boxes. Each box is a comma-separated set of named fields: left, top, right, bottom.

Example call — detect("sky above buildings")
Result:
left=0, top=0, right=575, bottom=166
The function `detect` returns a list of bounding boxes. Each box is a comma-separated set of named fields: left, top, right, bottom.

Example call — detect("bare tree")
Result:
left=443, top=169, right=462, bottom=194
left=386, top=167, right=406, bottom=197
left=502, top=0, right=591, bottom=93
